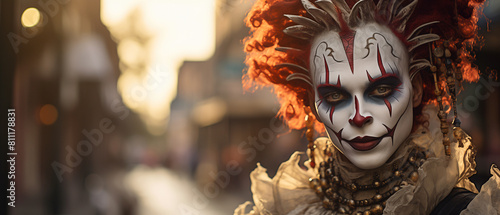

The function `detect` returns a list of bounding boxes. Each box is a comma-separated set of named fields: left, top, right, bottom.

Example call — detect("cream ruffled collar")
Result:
left=234, top=106, right=500, bottom=215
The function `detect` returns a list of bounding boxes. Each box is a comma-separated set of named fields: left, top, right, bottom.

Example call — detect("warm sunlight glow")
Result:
left=21, top=7, right=41, bottom=28
left=101, top=0, right=216, bottom=135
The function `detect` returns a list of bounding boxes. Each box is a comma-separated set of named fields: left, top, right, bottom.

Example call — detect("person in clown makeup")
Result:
left=234, top=0, right=500, bottom=215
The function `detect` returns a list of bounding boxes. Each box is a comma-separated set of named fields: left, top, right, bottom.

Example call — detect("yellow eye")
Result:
left=325, top=91, right=345, bottom=103
left=370, top=85, right=393, bottom=97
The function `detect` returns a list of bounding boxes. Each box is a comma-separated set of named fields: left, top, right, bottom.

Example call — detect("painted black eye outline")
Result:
left=318, top=87, right=349, bottom=105
left=369, top=84, right=394, bottom=97
left=325, top=91, right=347, bottom=104
left=366, top=76, right=402, bottom=99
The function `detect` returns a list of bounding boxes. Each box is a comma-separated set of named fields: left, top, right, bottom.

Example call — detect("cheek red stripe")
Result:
left=382, top=101, right=408, bottom=145
left=329, top=106, right=335, bottom=124
left=384, top=98, right=392, bottom=117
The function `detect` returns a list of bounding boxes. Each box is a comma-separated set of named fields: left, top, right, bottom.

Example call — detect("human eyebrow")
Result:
left=365, top=75, right=402, bottom=93
left=317, top=83, right=350, bottom=98
left=366, top=70, right=401, bottom=84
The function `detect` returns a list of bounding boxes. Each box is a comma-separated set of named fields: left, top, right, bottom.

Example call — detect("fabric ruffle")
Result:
left=234, top=106, right=500, bottom=214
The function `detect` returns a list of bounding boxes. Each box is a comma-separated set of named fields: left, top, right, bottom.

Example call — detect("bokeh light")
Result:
left=39, top=104, right=58, bottom=125
left=21, top=7, right=41, bottom=28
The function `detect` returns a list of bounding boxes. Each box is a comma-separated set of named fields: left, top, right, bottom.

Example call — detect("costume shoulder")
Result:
left=459, top=165, right=500, bottom=215
left=430, top=188, right=477, bottom=215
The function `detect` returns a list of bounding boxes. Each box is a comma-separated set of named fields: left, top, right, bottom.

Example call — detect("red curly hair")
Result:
left=243, top=0, right=485, bottom=132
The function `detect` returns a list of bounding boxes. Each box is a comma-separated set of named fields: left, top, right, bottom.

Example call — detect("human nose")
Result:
left=348, top=96, right=373, bottom=127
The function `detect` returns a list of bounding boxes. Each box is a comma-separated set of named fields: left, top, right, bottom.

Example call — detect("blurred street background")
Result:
left=1, top=0, right=499, bottom=214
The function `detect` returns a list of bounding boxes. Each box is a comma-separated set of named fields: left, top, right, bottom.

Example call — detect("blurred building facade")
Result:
left=167, top=0, right=308, bottom=206
left=7, top=0, right=144, bottom=214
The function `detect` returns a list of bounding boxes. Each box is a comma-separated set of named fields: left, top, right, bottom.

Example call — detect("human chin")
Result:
left=327, top=102, right=414, bottom=169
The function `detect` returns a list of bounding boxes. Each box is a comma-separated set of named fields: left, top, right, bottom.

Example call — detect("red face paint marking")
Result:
left=366, top=70, right=400, bottom=83
left=366, top=70, right=396, bottom=116
left=326, top=126, right=343, bottom=145
left=323, top=55, right=330, bottom=84
left=317, top=75, right=341, bottom=89
left=366, top=70, right=374, bottom=82
left=339, top=30, right=356, bottom=74
left=329, top=106, right=335, bottom=123
left=384, top=99, right=392, bottom=116
left=382, top=100, right=410, bottom=145
left=375, top=45, right=397, bottom=116
left=317, top=75, right=341, bottom=123
left=349, top=96, right=373, bottom=127
left=377, top=44, right=387, bottom=76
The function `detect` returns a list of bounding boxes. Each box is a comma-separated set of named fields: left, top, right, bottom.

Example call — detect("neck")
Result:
left=309, top=136, right=427, bottom=214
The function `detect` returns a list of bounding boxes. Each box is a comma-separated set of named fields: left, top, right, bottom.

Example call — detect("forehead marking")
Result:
left=376, top=44, right=387, bottom=76
left=323, top=55, right=330, bottom=84
left=339, top=30, right=356, bottom=74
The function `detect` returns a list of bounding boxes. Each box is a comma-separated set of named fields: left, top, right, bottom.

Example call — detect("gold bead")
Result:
left=306, top=115, right=314, bottom=127
left=433, top=47, right=444, bottom=57
left=431, top=65, right=437, bottom=72
left=350, top=183, right=358, bottom=192
left=441, top=123, right=449, bottom=133
left=373, top=180, right=381, bottom=187
left=332, top=192, right=339, bottom=200
left=409, top=156, right=416, bottom=163
left=374, top=194, right=383, bottom=201
left=348, top=199, right=356, bottom=208
left=370, top=204, right=384, bottom=214
left=445, top=145, right=451, bottom=156
left=309, top=178, right=319, bottom=189
left=393, top=186, right=400, bottom=192
left=315, top=186, right=323, bottom=196
left=443, top=136, right=450, bottom=144
left=306, top=128, right=314, bottom=140
left=320, top=178, right=328, bottom=188
left=410, top=171, right=419, bottom=182
left=332, top=176, right=340, bottom=184
left=445, top=49, right=452, bottom=58
left=338, top=207, right=347, bottom=214
left=364, top=211, right=372, bottom=215
left=394, top=171, right=401, bottom=177
left=326, top=188, right=333, bottom=197
left=323, top=198, right=333, bottom=209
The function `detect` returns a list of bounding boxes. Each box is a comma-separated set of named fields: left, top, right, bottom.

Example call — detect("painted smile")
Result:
left=345, top=136, right=383, bottom=151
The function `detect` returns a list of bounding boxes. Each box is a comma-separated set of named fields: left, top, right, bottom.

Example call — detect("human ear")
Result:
left=411, top=72, right=423, bottom=108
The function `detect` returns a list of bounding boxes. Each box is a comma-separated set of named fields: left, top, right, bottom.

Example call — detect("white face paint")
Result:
left=310, top=23, right=413, bottom=169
